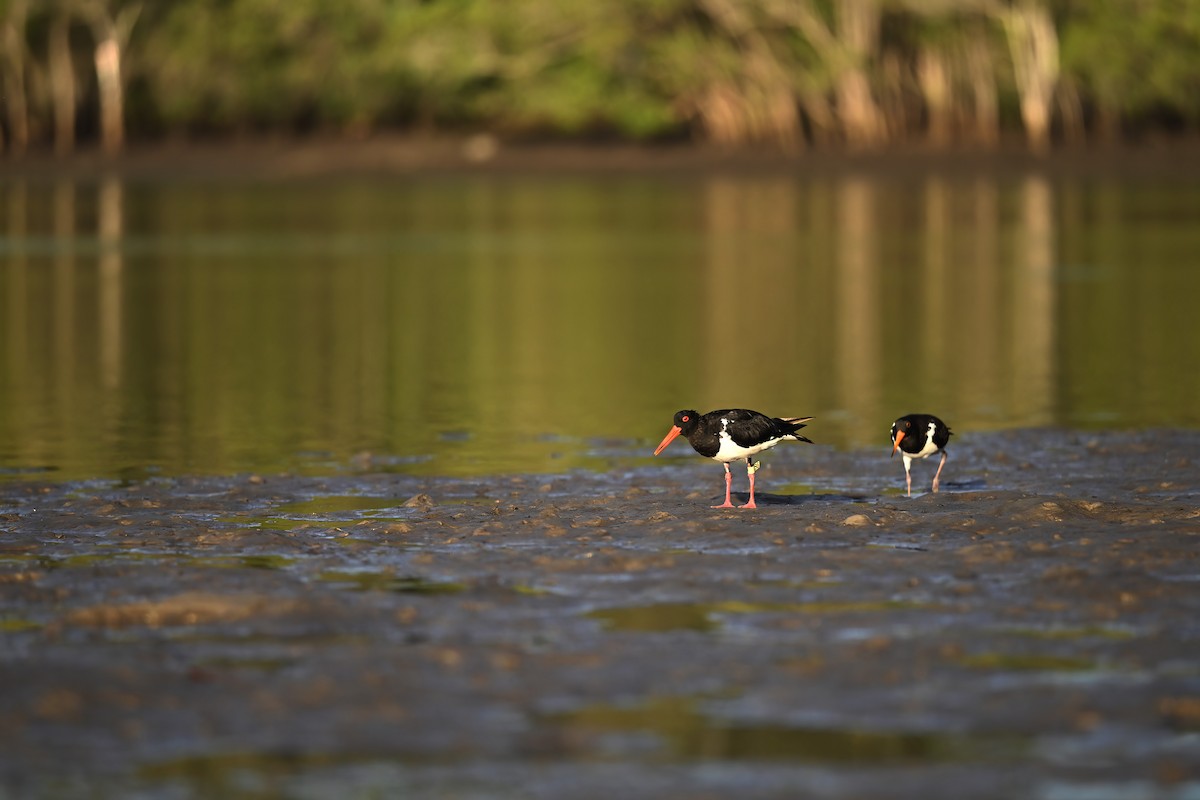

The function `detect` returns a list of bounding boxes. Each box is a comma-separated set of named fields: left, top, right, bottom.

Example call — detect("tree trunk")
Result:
left=964, top=30, right=999, bottom=148
left=918, top=47, right=952, bottom=146
left=1096, top=101, right=1121, bottom=142
left=878, top=50, right=910, bottom=141
left=834, top=0, right=884, bottom=148
left=1, top=0, right=31, bottom=155
left=83, top=2, right=141, bottom=156
left=764, top=0, right=883, bottom=147
left=94, top=31, right=123, bottom=154
left=799, top=89, right=836, bottom=147
left=49, top=12, right=76, bottom=156
left=998, top=1, right=1059, bottom=152
left=1058, top=77, right=1086, bottom=146
left=697, top=0, right=803, bottom=149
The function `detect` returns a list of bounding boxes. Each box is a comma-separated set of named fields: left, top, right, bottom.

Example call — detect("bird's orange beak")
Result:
left=653, top=425, right=682, bottom=456
left=891, top=430, right=905, bottom=458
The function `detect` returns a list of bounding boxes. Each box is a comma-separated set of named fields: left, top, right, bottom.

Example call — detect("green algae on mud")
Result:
left=315, top=569, right=467, bottom=595
left=546, top=696, right=1030, bottom=764
left=956, top=653, right=1098, bottom=672
left=0, top=616, right=41, bottom=633
left=588, top=599, right=939, bottom=633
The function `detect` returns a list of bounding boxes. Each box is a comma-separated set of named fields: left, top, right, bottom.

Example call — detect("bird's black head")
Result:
left=673, top=410, right=700, bottom=433
left=890, top=417, right=914, bottom=439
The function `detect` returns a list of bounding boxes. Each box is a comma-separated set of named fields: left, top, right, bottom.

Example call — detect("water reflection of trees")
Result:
left=693, top=172, right=1056, bottom=446
left=0, top=172, right=1194, bottom=477
left=98, top=177, right=123, bottom=389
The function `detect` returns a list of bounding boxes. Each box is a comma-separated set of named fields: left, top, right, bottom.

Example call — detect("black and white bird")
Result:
left=890, top=414, right=952, bottom=496
left=653, top=409, right=813, bottom=508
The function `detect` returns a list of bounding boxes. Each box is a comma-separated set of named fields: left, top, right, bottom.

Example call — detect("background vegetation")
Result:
left=2, top=0, right=1199, bottom=156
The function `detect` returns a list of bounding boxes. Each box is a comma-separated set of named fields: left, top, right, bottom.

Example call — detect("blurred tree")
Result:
left=758, top=0, right=887, bottom=147
left=833, top=0, right=886, bottom=146
left=1061, top=0, right=1200, bottom=137
left=1, top=0, right=31, bottom=154
left=962, top=19, right=1000, bottom=146
left=450, top=1, right=677, bottom=137
left=679, top=0, right=807, bottom=147
left=2, top=0, right=1198, bottom=155
left=995, top=0, right=1058, bottom=151
left=48, top=4, right=73, bottom=154
left=77, top=0, right=141, bottom=154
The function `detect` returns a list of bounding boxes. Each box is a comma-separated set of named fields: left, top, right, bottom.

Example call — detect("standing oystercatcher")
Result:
left=653, top=409, right=813, bottom=508
left=890, top=414, right=952, bottom=496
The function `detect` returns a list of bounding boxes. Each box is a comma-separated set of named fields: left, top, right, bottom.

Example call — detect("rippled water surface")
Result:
left=2, top=165, right=1197, bottom=479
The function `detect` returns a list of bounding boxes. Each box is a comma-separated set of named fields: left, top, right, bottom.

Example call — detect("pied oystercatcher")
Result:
left=653, top=409, right=813, bottom=508
left=890, top=414, right=952, bottom=496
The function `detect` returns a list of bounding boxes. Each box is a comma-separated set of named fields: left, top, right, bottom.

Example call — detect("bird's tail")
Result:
left=782, top=416, right=814, bottom=444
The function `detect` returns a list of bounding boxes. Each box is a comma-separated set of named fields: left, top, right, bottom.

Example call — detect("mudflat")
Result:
left=1, top=428, right=1198, bottom=799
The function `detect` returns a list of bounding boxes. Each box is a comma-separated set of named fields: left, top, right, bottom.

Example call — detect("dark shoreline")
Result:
left=4, top=133, right=1200, bottom=183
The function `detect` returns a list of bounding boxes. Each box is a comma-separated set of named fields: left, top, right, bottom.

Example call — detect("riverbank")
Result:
left=4, top=133, right=1200, bottom=182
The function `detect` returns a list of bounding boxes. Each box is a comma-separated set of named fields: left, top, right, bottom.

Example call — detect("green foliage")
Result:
left=2, top=0, right=1198, bottom=147
left=1061, top=0, right=1200, bottom=124
left=141, top=0, right=418, bottom=130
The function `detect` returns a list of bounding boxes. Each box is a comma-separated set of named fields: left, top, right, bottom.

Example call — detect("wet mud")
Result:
left=1, top=429, right=1199, bottom=799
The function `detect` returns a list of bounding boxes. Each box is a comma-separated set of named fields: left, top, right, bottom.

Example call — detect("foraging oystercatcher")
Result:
left=890, top=414, right=952, bottom=496
left=653, top=409, right=813, bottom=508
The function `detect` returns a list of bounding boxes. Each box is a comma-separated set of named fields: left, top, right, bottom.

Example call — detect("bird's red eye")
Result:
left=681, top=415, right=690, bottom=422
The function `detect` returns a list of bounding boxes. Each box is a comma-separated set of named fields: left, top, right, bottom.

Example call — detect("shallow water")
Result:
left=2, top=164, right=1199, bottom=480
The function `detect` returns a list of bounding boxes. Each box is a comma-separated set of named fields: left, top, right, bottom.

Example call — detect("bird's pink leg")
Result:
left=931, top=451, right=948, bottom=493
left=712, top=463, right=735, bottom=508
left=739, top=461, right=758, bottom=508
left=904, top=459, right=913, bottom=497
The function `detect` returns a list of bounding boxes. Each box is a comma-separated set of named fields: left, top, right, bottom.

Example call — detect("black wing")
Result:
left=715, top=409, right=813, bottom=447
left=932, top=418, right=952, bottom=450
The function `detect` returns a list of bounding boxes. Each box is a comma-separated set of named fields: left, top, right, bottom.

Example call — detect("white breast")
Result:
left=910, top=421, right=941, bottom=459
left=711, top=418, right=788, bottom=463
